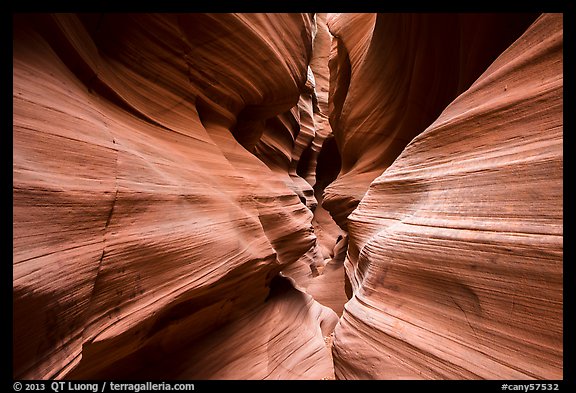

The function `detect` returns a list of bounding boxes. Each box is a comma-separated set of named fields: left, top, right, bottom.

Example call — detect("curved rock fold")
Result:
left=329, top=13, right=562, bottom=380
left=13, top=12, right=562, bottom=381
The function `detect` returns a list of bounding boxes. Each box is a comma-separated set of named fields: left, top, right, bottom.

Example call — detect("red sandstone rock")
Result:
left=306, top=235, right=349, bottom=317
left=67, top=276, right=338, bottom=379
left=324, top=13, right=540, bottom=230
left=308, top=13, right=345, bottom=261
left=331, top=13, right=563, bottom=379
left=13, top=11, right=563, bottom=381
left=13, top=13, right=332, bottom=380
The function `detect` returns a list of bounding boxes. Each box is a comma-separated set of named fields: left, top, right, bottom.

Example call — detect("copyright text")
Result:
left=12, top=382, right=195, bottom=393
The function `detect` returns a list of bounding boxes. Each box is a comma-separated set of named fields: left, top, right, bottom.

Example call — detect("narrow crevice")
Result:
left=296, top=142, right=313, bottom=179
left=93, top=192, right=116, bottom=282
left=297, top=15, right=351, bottom=331
left=304, top=133, right=349, bottom=320
left=314, top=135, right=341, bottom=197
left=327, top=36, right=351, bottom=148
left=14, top=12, right=562, bottom=381
left=82, top=135, right=119, bottom=345
left=103, top=188, right=118, bottom=231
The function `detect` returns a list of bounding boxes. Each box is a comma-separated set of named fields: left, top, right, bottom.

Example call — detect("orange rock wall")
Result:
left=324, top=13, right=541, bottom=229
left=13, top=12, right=563, bottom=381
left=13, top=13, right=337, bottom=380
left=329, top=13, right=563, bottom=379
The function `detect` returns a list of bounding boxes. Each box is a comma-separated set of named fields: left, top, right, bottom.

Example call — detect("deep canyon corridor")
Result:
left=13, top=13, right=563, bottom=380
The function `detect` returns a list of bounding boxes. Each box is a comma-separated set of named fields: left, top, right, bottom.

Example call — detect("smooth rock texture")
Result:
left=13, top=13, right=335, bottom=380
left=68, top=276, right=338, bottom=379
left=308, top=13, right=346, bottom=261
left=306, top=235, right=349, bottom=317
left=332, top=13, right=563, bottom=379
left=324, top=13, right=540, bottom=229
left=13, top=11, right=563, bottom=381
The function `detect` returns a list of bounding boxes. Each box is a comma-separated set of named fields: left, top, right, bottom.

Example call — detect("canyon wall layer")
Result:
left=13, top=13, right=337, bottom=380
left=13, top=12, right=563, bottom=380
left=327, top=13, right=563, bottom=379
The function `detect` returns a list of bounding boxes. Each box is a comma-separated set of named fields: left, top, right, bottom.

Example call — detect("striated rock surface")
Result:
left=308, top=13, right=346, bottom=261
left=69, top=276, right=338, bottom=380
left=306, top=235, right=349, bottom=317
left=13, top=11, right=563, bottom=381
left=324, top=13, right=540, bottom=229
left=13, top=13, right=336, bottom=380
left=331, top=13, right=563, bottom=379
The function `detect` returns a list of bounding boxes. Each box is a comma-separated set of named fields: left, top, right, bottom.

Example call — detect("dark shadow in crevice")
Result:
left=314, top=135, right=342, bottom=199
left=296, top=143, right=313, bottom=179
left=327, top=36, right=351, bottom=148
left=264, top=274, right=295, bottom=303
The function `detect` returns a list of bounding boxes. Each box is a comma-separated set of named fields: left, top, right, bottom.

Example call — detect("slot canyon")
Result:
left=13, top=13, right=563, bottom=380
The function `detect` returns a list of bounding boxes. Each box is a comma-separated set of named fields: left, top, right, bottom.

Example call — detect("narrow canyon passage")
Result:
left=13, top=12, right=563, bottom=380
